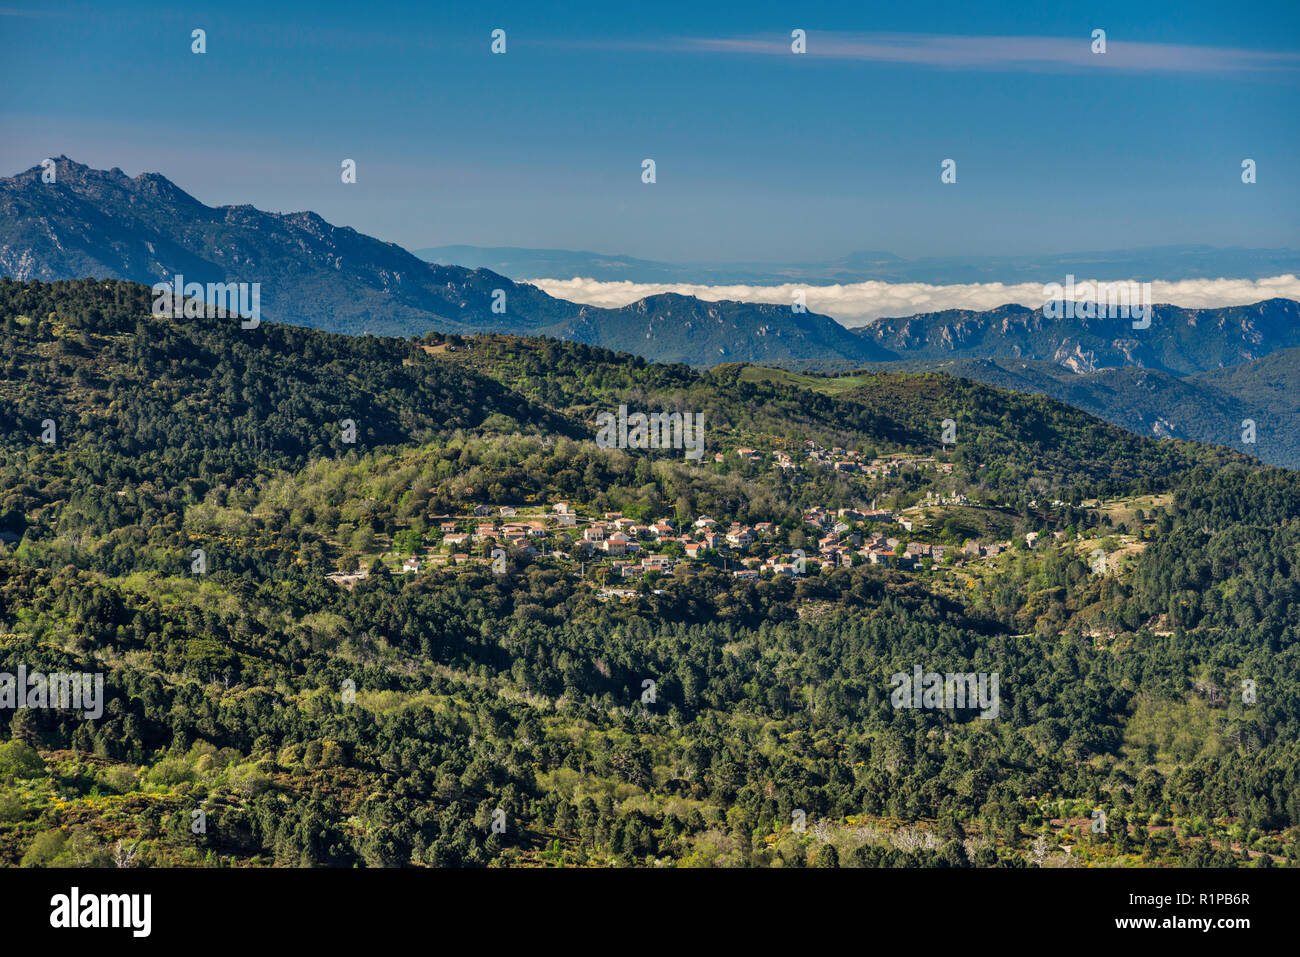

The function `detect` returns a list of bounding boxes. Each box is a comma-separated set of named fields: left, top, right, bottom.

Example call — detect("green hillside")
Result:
left=1, top=279, right=1297, bottom=870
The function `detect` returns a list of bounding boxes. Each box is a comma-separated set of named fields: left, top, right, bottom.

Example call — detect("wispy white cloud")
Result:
left=527, top=275, right=1300, bottom=326
left=678, top=32, right=1300, bottom=74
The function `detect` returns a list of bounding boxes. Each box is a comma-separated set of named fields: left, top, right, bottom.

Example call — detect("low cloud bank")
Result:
left=527, top=275, right=1300, bottom=326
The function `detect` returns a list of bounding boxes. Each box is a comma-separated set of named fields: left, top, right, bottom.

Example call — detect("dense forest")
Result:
left=0, top=278, right=1295, bottom=868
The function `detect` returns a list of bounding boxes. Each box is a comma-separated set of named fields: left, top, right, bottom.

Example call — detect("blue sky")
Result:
left=2, top=0, right=1298, bottom=262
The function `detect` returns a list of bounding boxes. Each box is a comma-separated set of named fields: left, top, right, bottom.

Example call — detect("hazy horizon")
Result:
left=4, top=0, right=1298, bottom=263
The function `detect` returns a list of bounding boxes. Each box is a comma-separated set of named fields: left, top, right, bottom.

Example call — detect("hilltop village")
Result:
left=329, top=440, right=1138, bottom=595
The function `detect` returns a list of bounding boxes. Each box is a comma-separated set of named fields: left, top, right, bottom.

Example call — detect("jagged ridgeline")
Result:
left=0, top=158, right=876, bottom=362
left=11, top=161, right=1295, bottom=373
left=4, top=159, right=1298, bottom=473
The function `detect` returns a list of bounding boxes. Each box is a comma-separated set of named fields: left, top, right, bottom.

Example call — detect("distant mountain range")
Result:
left=3, top=157, right=1298, bottom=467
left=416, top=243, right=1300, bottom=286
left=856, top=300, right=1300, bottom=375
left=0, top=157, right=580, bottom=338
left=848, top=352, right=1300, bottom=469
left=0, top=157, right=874, bottom=363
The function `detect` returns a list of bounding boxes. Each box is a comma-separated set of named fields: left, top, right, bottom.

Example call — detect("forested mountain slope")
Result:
left=1, top=279, right=1295, bottom=869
